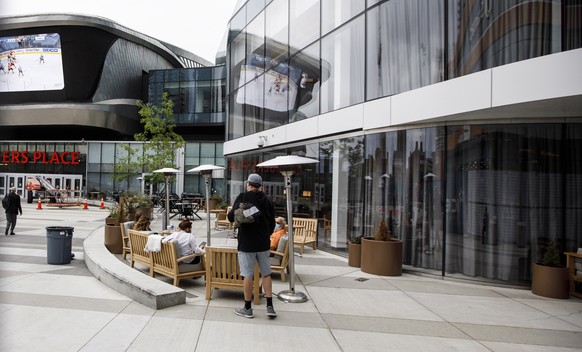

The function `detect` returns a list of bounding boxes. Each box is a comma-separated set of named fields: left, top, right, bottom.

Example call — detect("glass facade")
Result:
left=149, top=66, right=226, bottom=124
left=227, top=124, right=582, bottom=285
left=224, top=0, right=582, bottom=285
left=227, top=0, right=580, bottom=139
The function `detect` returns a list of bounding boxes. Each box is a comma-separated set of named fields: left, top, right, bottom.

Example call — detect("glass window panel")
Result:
left=148, top=83, right=163, bottom=106
left=150, top=70, right=164, bottom=83
left=289, top=0, right=320, bottom=54
left=196, top=68, right=212, bottom=80
left=229, top=92, right=245, bottom=139
left=179, top=82, right=196, bottom=114
left=229, top=6, right=247, bottom=43
left=180, top=68, right=196, bottom=81
left=264, top=61, right=295, bottom=129
left=445, top=124, right=565, bottom=283
left=200, top=143, right=215, bottom=165
left=565, top=0, right=582, bottom=50
left=185, top=142, right=200, bottom=166
left=194, top=81, right=212, bottom=113
left=215, top=143, right=225, bottom=166
left=321, top=0, right=365, bottom=35
left=247, top=0, right=265, bottom=23
left=100, top=143, right=115, bottom=172
left=265, top=0, right=289, bottom=70
left=247, top=13, right=266, bottom=70
left=367, top=0, right=444, bottom=99
left=211, top=79, right=226, bottom=113
left=321, top=15, right=365, bottom=113
left=243, top=74, right=265, bottom=135
left=289, top=41, right=320, bottom=122
left=447, top=0, right=562, bottom=78
left=229, top=31, right=246, bottom=92
left=212, top=65, right=226, bottom=80
left=88, top=142, right=101, bottom=164
left=164, top=70, right=179, bottom=82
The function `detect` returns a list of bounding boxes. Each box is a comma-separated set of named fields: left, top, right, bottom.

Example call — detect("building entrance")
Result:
left=1, top=173, right=83, bottom=201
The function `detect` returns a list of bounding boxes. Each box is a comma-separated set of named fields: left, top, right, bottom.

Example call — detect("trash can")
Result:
left=46, top=226, right=74, bottom=264
left=27, top=190, right=33, bottom=204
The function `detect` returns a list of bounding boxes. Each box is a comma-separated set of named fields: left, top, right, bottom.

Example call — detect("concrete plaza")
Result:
left=1, top=202, right=581, bottom=351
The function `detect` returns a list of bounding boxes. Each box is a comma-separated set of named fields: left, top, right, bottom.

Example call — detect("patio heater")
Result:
left=153, top=167, right=180, bottom=231
left=187, top=164, right=225, bottom=247
left=257, top=155, right=319, bottom=303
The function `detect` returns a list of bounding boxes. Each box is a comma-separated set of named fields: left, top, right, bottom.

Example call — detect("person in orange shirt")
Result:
left=270, top=217, right=287, bottom=251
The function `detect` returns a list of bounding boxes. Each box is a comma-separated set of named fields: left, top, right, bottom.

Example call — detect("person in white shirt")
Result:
left=162, top=219, right=205, bottom=264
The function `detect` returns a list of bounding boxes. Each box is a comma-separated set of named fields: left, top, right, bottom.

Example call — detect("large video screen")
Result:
left=0, top=33, right=64, bottom=92
left=236, top=53, right=302, bottom=112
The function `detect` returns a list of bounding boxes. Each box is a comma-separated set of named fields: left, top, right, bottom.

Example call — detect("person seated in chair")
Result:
left=133, top=214, right=151, bottom=231
left=270, top=217, right=287, bottom=251
left=162, top=219, right=205, bottom=264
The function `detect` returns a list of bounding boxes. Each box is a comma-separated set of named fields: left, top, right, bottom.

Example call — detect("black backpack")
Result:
left=2, top=195, right=9, bottom=210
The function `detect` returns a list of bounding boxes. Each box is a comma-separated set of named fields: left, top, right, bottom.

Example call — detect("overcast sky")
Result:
left=2, top=0, right=241, bottom=64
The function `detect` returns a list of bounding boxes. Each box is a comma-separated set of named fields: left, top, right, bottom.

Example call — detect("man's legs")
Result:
left=234, top=251, right=255, bottom=318
left=243, top=275, right=253, bottom=302
left=6, top=213, right=16, bottom=235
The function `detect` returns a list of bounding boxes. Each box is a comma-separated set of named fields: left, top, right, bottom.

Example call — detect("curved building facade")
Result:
left=0, top=13, right=212, bottom=140
left=223, top=0, right=582, bottom=285
left=0, top=14, right=225, bottom=200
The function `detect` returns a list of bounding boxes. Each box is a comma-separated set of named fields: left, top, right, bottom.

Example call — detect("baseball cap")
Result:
left=247, top=173, right=262, bottom=185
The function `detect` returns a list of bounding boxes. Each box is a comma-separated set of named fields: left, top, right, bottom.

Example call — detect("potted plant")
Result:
left=348, top=235, right=362, bottom=268
left=361, top=216, right=403, bottom=276
left=134, top=194, right=153, bottom=218
left=104, top=201, right=127, bottom=254
left=531, top=241, right=569, bottom=299
left=208, top=194, right=223, bottom=210
left=216, top=200, right=229, bottom=210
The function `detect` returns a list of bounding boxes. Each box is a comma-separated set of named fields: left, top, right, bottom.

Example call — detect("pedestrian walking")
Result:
left=4, top=187, right=22, bottom=236
left=228, top=173, right=277, bottom=318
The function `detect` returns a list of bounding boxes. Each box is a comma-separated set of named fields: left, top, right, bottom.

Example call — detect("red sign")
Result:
left=1, top=151, right=81, bottom=165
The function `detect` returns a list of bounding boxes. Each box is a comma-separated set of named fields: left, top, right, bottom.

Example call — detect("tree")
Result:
left=114, top=92, right=185, bottom=188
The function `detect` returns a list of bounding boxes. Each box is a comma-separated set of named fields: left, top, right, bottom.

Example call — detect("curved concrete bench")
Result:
left=83, top=225, right=185, bottom=309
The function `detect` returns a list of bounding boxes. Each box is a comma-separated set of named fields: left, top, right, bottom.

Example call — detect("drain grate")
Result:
left=355, top=277, right=369, bottom=282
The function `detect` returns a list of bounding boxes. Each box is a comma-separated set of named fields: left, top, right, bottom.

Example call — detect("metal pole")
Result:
left=205, top=175, right=211, bottom=246
left=165, top=175, right=170, bottom=229
left=277, top=172, right=307, bottom=303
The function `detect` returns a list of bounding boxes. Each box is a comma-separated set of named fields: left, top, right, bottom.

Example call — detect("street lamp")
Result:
left=153, top=167, right=180, bottom=230
left=257, top=155, right=319, bottom=303
left=187, top=164, right=225, bottom=247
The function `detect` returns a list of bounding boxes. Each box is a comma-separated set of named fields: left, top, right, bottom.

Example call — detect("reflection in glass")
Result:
left=447, top=0, right=561, bottom=78
left=366, top=0, right=444, bottom=99
left=289, top=42, right=321, bottom=122
left=321, top=0, right=365, bottom=35
left=265, top=0, right=289, bottom=70
left=290, top=0, right=320, bottom=54
left=321, top=15, right=365, bottom=114
left=230, top=31, right=246, bottom=91
left=246, top=13, right=265, bottom=68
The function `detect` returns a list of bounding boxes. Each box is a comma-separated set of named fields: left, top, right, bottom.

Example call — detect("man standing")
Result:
left=228, top=173, right=277, bottom=318
left=5, top=187, right=22, bottom=236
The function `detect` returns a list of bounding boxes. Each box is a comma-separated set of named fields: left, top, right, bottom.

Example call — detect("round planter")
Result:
left=208, top=199, right=219, bottom=210
left=348, top=242, right=361, bottom=267
left=361, top=237, right=402, bottom=276
left=531, top=263, right=569, bottom=299
left=104, top=224, right=123, bottom=254
left=105, top=217, right=120, bottom=226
